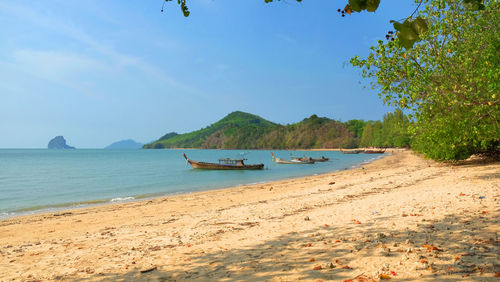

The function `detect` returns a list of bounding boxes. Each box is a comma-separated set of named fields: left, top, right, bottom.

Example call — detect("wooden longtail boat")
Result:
left=340, top=149, right=363, bottom=154
left=363, top=148, right=386, bottom=154
left=183, top=153, right=264, bottom=170
left=291, top=154, right=329, bottom=162
left=271, top=153, right=315, bottom=164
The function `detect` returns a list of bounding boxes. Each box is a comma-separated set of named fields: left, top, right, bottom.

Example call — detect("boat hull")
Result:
left=311, top=158, right=329, bottom=162
left=271, top=152, right=314, bottom=164
left=187, top=160, right=264, bottom=170
left=340, top=149, right=363, bottom=154
left=363, top=149, right=386, bottom=154
left=290, top=155, right=328, bottom=162
left=274, top=158, right=315, bottom=164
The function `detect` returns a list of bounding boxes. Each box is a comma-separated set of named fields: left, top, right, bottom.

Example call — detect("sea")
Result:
left=0, top=149, right=386, bottom=219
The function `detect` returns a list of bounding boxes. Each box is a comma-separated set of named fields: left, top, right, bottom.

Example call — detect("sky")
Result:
left=0, top=0, right=417, bottom=148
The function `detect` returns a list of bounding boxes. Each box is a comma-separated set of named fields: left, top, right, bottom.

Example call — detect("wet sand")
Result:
left=0, top=149, right=499, bottom=281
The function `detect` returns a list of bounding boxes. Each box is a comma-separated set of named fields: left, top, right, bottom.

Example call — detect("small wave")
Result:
left=0, top=212, right=13, bottom=219
left=247, top=181, right=266, bottom=186
left=110, top=197, right=135, bottom=202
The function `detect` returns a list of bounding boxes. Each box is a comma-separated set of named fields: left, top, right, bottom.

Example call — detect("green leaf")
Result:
left=349, top=0, right=364, bottom=12
left=412, top=17, right=428, bottom=36
left=366, top=0, right=380, bottom=12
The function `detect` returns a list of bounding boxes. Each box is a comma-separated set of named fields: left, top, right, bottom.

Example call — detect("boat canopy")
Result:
left=218, top=158, right=246, bottom=166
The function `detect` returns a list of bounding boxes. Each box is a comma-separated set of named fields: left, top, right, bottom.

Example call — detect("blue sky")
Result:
left=0, top=0, right=416, bottom=148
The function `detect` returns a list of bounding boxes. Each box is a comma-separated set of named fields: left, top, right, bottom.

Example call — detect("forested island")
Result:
left=144, top=110, right=409, bottom=150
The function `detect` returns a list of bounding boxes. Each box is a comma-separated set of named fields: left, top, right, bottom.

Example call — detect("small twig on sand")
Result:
left=140, top=266, right=157, bottom=273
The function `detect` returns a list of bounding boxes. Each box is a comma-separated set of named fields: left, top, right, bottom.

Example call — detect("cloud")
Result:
left=5, top=49, right=109, bottom=95
left=0, top=1, right=204, bottom=98
left=13, top=49, right=107, bottom=78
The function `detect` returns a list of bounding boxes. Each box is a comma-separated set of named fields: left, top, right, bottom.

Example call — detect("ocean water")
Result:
left=0, top=149, right=385, bottom=219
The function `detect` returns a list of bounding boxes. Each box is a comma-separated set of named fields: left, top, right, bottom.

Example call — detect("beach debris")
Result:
left=379, top=273, right=391, bottom=279
left=140, top=266, right=157, bottom=273
left=313, top=265, right=322, bottom=270
left=305, top=243, right=312, bottom=247
left=53, top=212, right=73, bottom=217
left=328, top=182, right=335, bottom=185
left=479, top=196, right=485, bottom=199
left=269, top=186, right=273, bottom=191
left=421, top=244, right=442, bottom=252
left=309, top=258, right=315, bottom=262
left=324, top=224, right=329, bottom=227
left=494, top=271, right=500, bottom=277
left=326, top=262, right=335, bottom=269
left=352, top=219, right=361, bottom=224
left=390, top=271, right=397, bottom=276
left=304, top=216, right=310, bottom=221
left=342, top=265, right=353, bottom=269
left=459, top=192, right=466, bottom=196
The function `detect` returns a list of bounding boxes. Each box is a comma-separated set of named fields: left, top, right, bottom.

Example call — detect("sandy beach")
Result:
left=0, top=149, right=498, bottom=281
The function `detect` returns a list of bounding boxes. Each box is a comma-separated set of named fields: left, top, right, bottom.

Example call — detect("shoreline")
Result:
left=1, top=149, right=498, bottom=281
left=0, top=151, right=388, bottom=221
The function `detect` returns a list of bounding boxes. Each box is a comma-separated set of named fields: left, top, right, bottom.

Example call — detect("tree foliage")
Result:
left=144, top=111, right=410, bottom=149
left=351, top=0, right=499, bottom=160
left=359, top=109, right=410, bottom=148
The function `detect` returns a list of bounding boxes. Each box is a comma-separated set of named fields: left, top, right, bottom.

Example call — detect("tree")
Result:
left=360, top=123, right=374, bottom=147
left=346, top=119, right=367, bottom=138
left=351, top=0, right=499, bottom=160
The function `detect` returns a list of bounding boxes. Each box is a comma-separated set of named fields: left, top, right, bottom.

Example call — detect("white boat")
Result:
left=271, top=152, right=315, bottom=164
left=291, top=154, right=329, bottom=162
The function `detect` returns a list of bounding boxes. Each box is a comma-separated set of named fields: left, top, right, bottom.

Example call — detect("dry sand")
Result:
left=0, top=149, right=499, bottom=281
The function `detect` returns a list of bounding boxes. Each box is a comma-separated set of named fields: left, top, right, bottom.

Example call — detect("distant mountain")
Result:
left=48, top=136, right=75, bottom=149
left=143, top=111, right=357, bottom=149
left=105, top=139, right=143, bottom=149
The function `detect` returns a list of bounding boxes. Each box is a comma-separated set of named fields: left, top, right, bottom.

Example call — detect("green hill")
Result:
left=143, top=111, right=278, bottom=149
left=143, top=111, right=363, bottom=149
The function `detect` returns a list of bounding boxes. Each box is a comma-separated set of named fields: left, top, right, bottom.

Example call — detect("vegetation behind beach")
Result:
left=144, top=110, right=410, bottom=149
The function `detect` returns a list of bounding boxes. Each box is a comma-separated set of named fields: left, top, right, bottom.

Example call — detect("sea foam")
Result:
left=110, top=197, right=135, bottom=202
